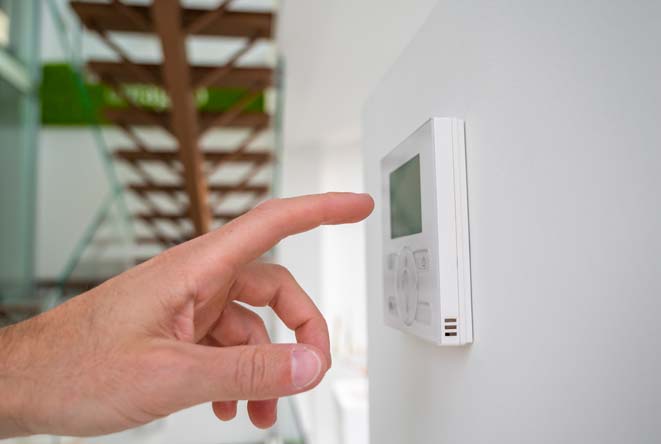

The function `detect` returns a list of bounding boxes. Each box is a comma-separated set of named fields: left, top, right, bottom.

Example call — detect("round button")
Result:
left=395, top=247, right=419, bottom=326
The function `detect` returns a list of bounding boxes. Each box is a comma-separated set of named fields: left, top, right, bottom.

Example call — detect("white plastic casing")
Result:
left=381, top=117, right=473, bottom=346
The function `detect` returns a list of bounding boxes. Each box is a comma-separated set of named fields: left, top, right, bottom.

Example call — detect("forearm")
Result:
left=0, top=322, right=33, bottom=438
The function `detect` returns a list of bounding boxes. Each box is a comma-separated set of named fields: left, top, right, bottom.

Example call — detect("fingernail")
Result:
left=291, top=348, right=322, bottom=389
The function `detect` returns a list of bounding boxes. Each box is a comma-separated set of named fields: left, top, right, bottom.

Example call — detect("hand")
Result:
left=0, top=192, right=374, bottom=438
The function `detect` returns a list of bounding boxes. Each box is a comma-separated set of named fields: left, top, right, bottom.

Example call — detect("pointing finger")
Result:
left=193, top=193, right=373, bottom=267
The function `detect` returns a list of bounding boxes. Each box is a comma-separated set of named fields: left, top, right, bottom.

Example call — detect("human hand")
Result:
left=0, top=192, right=374, bottom=438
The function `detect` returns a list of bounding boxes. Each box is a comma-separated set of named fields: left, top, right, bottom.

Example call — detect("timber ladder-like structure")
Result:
left=70, top=0, right=276, bottom=255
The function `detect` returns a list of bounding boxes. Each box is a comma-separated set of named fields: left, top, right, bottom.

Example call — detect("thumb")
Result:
left=187, top=343, right=328, bottom=402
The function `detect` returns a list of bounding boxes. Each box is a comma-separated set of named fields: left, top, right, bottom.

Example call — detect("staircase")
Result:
left=69, top=0, right=277, bottom=256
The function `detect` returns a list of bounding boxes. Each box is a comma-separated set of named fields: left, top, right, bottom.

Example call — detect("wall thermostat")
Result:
left=381, top=117, right=473, bottom=346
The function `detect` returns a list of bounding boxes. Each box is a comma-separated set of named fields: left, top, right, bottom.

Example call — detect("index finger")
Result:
left=201, top=192, right=374, bottom=266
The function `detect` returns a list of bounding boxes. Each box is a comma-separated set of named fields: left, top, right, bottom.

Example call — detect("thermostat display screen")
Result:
left=389, top=154, right=422, bottom=238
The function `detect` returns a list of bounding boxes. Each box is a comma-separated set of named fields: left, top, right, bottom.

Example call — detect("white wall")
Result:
left=364, top=2, right=661, bottom=443
left=277, top=2, right=440, bottom=442
left=275, top=141, right=367, bottom=444
left=319, top=143, right=367, bottom=359
left=277, top=0, right=440, bottom=152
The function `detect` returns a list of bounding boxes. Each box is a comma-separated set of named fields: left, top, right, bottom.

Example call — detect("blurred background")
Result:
left=0, top=1, right=438, bottom=443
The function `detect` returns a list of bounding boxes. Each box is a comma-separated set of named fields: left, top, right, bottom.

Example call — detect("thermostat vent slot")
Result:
left=444, top=318, right=458, bottom=337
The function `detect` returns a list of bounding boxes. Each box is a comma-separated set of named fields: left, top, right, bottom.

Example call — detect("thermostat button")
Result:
left=397, top=267, right=410, bottom=295
left=396, top=247, right=419, bottom=326
left=414, top=249, right=430, bottom=271
left=404, top=288, right=417, bottom=325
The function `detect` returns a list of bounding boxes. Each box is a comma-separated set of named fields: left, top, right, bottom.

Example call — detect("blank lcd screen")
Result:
left=389, top=154, right=422, bottom=238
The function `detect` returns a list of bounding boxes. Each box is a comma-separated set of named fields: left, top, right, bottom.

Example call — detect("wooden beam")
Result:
left=119, top=151, right=184, bottom=185
left=103, top=108, right=171, bottom=133
left=136, top=235, right=190, bottom=246
left=199, top=88, right=264, bottom=135
left=127, top=177, right=189, bottom=231
left=71, top=2, right=273, bottom=38
left=128, top=183, right=269, bottom=194
left=134, top=210, right=245, bottom=223
left=186, top=0, right=234, bottom=34
left=92, top=29, right=159, bottom=85
left=194, top=36, right=258, bottom=90
left=139, top=218, right=183, bottom=248
left=115, top=122, right=151, bottom=153
left=200, top=110, right=270, bottom=131
left=102, top=78, right=173, bottom=134
left=103, top=108, right=269, bottom=129
left=36, top=279, right=104, bottom=292
left=114, top=149, right=272, bottom=164
left=152, top=0, right=210, bottom=235
left=142, top=222, right=184, bottom=248
left=206, top=125, right=266, bottom=175
left=110, top=0, right=151, bottom=31
left=208, top=163, right=270, bottom=211
left=87, top=61, right=273, bottom=89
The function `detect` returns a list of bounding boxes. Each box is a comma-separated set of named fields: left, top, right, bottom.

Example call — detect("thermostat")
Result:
left=381, top=117, right=473, bottom=345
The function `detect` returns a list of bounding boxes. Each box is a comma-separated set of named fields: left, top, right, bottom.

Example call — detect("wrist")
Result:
left=0, top=323, right=33, bottom=438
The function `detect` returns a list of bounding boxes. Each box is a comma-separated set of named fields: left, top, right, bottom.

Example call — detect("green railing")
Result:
left=44, top=0, right=134, bottom=304
left=0, top=0, right=40, bottom=311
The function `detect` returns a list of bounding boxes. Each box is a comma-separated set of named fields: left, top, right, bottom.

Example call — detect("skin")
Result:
left=0, top=192, right=374, bottom=439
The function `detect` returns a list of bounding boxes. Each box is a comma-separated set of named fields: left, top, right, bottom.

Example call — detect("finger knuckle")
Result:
left=235, top=348, right=268, bottom=396
left=271, top=264, right=292, bottom=280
